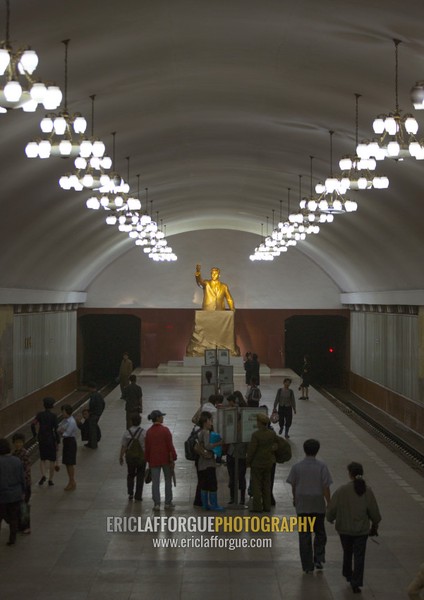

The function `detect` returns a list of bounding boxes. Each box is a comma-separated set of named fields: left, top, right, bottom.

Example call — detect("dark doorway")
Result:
left=285, top=315, right=348, bottom=386
left=79, top=314, right=141, bottom=385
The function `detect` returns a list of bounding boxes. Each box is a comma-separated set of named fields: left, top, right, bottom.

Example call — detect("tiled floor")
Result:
left=1, top=372, right=423, bottom=600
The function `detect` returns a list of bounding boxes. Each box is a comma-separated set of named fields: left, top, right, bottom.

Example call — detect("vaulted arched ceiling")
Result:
left=1, top=0, right=424, bottom=299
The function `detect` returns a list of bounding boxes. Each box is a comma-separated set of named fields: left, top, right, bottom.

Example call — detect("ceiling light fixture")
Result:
left=357, top=39, right=422, bottom=161
left=313, top=131, right=358, bottom=215
left=0, top=0, right=61, bottom=113
left=250, top=221, right=277, bottom=261
left=25, top=39, right=87, bottom=159
left=59, top=95, right=111, bottom=191
left=289, top=173, right=320, bottom=234
left=339, top=94, right=389, bottom=190
left=299, top=156, right=333, bottom=224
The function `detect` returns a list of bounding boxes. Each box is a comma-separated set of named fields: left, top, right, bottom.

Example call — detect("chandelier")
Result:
left=59, top=95, right=111, bottom=191
left=298, top=157, right=333, bottom=224
left=145, top=221, right=177, bottom=262
left=86, top=138, right=139, bottom=213
left=339, top=94, right=389, bottom=190
left=311, top=131, right=357, bottom=215
left=288, top=173, right=321, bottom=233
left=25, top=39, right=88, bottom=159
left=0, top=0, right=61, bottom=113
left=357, top=39, right=423, bottom=161
left=250, top=219, right=282, bottom=261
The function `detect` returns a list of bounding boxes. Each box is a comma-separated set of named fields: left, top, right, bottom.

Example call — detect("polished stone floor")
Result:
left=0, top=372, right=423, bottom=600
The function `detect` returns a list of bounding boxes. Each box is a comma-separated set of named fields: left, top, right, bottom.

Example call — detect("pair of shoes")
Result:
left=299, top=396, right=305, bottom=400
left=314, top=561, right=323, bottom=570
left=128, top=495, right=134, bottom=500
left=38, top=476, right=46, bottom=486
left=303, top=569, right=314, bottom=574
left=153, top=504, right=160, bottom=511
left=351, top=584, right=361, bottom=594
left=165, top=502, right=175, bottom=509
left=48, top=480, right=54, bottom=486
left=134, top=496, right=142, bottom=502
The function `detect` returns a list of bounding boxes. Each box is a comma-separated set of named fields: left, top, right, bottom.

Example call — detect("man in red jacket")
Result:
left=144, top=410, right=177, bottom=511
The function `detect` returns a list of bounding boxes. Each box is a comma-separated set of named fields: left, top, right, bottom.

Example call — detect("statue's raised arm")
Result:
left=194, top=265, right=235, bottom=311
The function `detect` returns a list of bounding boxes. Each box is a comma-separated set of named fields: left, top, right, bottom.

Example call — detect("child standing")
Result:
left=11, top=433, right=31, bottom=533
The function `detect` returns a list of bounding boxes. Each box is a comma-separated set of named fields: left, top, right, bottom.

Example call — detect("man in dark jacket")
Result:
left=86, top=382, right=105, bottom=449
left=123, top=374, right=143, bottom=428
left=246, top=413, right=277, bottom=512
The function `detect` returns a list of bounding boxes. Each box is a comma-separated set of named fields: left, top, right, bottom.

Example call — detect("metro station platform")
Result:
left=1, top=373, right=423, bottom=600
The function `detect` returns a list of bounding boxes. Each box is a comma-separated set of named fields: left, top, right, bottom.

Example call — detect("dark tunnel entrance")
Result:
left=285, top=315, right=349, bottom=387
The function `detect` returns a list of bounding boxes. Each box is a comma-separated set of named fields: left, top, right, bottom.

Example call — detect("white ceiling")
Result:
left=1, top=0, right=424, bottom=300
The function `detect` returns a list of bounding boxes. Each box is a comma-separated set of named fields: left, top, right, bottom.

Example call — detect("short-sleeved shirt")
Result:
left=121, top=426, right=146, bottom=450
left=287, top=456, right=333, bottom=514
left=60, top=416, right=78, bottom=439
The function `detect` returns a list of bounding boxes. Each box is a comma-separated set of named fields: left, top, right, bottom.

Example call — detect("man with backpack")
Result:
left=246, top=378, right=262, bottom=407
left=119, top=414, right=146, bottom=501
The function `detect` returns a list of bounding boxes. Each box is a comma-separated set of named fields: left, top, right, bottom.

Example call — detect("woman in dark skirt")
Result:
left=31, top=397, right=59, bottom=486
left=59, top=405, right=78, bottom=491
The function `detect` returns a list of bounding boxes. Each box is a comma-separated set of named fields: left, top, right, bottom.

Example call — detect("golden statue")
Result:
left=195, top=264, right=235, bottom=311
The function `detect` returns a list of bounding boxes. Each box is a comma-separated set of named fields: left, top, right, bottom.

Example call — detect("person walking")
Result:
left=86, top=382, right=105, bottom=449
left=119, top=352, right=133, bottom=398
left=123, top=374, right=143, bottom=429
left=274, top=378, right=296, bottom=438
left=0, top=438, right=25, bottom=546
left=119, top=414, right=146, bottom=501
left=144, top=410, right=177, bottom=511
left=31, top=397, right=59, bottom=486
left=59, top=405, right=78, bottom=491
left=326, top=462, right=382, bottom=594
left=286, top=439, right=333, bottom=573
left=246, top=413, right=278, bottom=513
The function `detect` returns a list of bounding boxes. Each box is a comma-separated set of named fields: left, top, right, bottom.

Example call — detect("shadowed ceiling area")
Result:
left=1, top=0, right=424, bottom=299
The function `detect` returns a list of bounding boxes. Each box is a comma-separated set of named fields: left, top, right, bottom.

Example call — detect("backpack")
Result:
left=184, top=427, right=199, bottom=461
left=248, top=387, right=261, bottom=406
left=274, top=434, right=292, bottom=464
left=125, top=427, right=144, bottom=465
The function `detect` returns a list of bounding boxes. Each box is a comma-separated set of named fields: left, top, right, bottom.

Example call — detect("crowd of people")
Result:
left=4, top=364, right=422, bottom=598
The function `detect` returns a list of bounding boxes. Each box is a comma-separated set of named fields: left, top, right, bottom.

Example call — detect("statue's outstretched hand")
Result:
left=195, top=264, right=201, bottom=274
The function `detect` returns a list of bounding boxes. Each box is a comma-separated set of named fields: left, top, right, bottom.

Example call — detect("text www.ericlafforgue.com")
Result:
left=152, top=535, right=272, bottom=550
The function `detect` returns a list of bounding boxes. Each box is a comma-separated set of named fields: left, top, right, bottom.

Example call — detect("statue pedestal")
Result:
left=186, top=311, right=240, bottom=357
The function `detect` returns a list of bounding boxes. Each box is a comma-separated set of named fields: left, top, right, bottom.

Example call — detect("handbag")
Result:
left=144, top=467, right=152, bottom=484
left=270, top=409, right=279, bottom=424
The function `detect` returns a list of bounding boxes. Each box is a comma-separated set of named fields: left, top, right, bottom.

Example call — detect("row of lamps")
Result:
left=0, top=1, right=176, bottom=263
left=251, top=38, right=420, bottom=261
